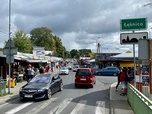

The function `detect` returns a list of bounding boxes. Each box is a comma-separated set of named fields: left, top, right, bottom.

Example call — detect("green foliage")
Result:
left=13, top=31, right=33, bottom=53
left=70, top=49, right=80, bottom=58
left=79, top=49, right=91, bottom=57
left=53, top=36, right=66, bottom=58
left=30, top=27, right=53, bottom=50
left=11, top=27, right=93, bottom=59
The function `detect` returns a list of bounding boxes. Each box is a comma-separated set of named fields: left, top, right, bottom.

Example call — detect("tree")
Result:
left=89, top=52, right=95, bottom=59
left=79, top=49, right=91, bottom=57
left=53, top=36, right=66, bottom=58
left=30, top=27, right=54, bottom=50
left=13, top=31, right=33, bottom=53
left=70, top=49, right=79, bottom=58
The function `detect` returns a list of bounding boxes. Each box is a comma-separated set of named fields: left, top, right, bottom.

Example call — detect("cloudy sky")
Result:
left=0, top=0, right=152, bottom=53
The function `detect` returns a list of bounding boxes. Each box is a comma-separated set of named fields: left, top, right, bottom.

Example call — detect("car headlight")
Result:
left=37, top=89, right=45, bottom=92
left=37, top=87, right=48, bottom=92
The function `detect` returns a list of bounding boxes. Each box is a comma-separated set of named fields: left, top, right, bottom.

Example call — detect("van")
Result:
left=75, top=68, right=96, bottom=88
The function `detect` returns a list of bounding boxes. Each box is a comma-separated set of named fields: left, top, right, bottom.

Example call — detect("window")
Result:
left=30, top=75, right=50, bottom=83
left=77, top=69, right=90, bottom=76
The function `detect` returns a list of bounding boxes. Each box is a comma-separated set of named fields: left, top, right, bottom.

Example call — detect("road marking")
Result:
left=70, top=100, right=86, bottom=114
left=25, top=98, right=57, bottom=114
left=95, top=101, right=105, bottom=114
left=5, top=102, right=33, bottom=114
left=49, top=98, right=72, bottom=114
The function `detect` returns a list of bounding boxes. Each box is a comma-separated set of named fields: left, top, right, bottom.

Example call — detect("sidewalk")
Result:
left=0, top=81, right=27, bottom=105
left=109, top=82, right=134, bottom=114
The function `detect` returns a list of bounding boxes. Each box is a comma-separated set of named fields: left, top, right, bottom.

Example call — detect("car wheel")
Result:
left=90, top=85, right=93, bottom=88
left=75, top=84, right=78, bottom=87
left=94, top=80, right=96, bottom=84
left=97, top=72, right=102, bottom=76
left=113, top=73, right=117, bottom=76
left=59, top=82, right=63, bottom=91
left=46, top=89, right=52, bottom=99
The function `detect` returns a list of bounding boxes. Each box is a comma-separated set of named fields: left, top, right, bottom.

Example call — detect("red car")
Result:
left=75, top=68, right=96, bottom=88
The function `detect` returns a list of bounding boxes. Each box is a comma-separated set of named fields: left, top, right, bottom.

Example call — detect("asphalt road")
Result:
left=0, top=71, right=117, bottom=114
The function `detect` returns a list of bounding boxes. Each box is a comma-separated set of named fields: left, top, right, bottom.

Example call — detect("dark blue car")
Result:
left=95, top=66, right=120, bottom=76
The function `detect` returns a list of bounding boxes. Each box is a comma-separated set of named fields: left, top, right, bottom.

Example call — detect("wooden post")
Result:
left=149, top=40, right=152, bottom=94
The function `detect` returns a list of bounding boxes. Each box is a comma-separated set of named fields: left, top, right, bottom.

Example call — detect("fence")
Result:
left=127, top=83, right=152, bottom=114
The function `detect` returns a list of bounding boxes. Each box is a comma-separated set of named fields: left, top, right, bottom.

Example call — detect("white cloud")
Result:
left=0, top=0, right=152, bottom=53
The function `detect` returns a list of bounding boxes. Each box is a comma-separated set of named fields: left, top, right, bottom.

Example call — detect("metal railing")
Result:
left=127, top=83, right=152, bottom=114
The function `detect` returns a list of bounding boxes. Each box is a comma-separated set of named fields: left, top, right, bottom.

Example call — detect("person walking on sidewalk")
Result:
left=116, top=67, right=122, bottom=91
left=120, top=68, right=127, bottom=96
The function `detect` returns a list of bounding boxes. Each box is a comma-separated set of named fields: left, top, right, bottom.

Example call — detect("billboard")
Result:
left=33, top=47, right=45, bottom=59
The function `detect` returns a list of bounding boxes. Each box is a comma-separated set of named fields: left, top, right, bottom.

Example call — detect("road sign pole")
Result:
left=133, top=43, right=136, bottom=88
left=8, top=0, right=11, bottom=94
left=132, top=30, right=136, bottom=88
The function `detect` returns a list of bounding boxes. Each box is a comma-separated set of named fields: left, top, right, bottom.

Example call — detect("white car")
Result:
left=59, top=67, right=69, bottom=75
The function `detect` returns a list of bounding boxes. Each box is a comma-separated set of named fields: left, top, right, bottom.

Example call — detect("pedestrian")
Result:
left=39, top=66, right=45, bottom=74
left=35, top=68, right=40, bottom=76
left=29, top=66, right=35, bottom=80
left=45, top=65, right=50, bottom=73
left=116, top=67, right=122, bottom=91
left=120, top=68, right=127, bottom=96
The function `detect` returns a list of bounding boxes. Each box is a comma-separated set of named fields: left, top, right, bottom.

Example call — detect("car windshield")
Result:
left=30, top=75, right=50, bottom=84
left=77, top=69, right=90, bottom=76
left=61, top=67, right=67, bottom=70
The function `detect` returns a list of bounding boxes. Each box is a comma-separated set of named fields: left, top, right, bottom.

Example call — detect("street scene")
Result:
left=1, top=0, right=152, bottom=114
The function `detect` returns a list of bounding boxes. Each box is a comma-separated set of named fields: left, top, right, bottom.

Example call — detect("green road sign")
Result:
left=121, top=18, right=147, bottom=31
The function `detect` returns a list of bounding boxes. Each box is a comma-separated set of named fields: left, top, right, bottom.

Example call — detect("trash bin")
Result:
left=10, top=78, right=15, bottom=88
left=0, top=81, right=6, bottom=96
left=17, top=74, right=23, bottom=83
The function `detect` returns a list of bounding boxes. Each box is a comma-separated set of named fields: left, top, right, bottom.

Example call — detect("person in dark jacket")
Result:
left=116, top=67, right=122, bottom=91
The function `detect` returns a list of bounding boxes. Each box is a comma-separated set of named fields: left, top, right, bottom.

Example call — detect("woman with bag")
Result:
left=120, top=68, right=127, bottom=96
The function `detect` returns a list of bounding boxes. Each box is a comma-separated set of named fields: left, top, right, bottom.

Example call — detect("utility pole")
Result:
left=90, top=37, right=101, bottom=53
left=3, top=0, right=17, bottom=94
left=8, top=0, right=12, bottom=94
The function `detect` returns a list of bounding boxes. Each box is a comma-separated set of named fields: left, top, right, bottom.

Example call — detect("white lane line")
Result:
left=5, top=102, right=33, bottom=114
left=95, top=101, right=105, bottom=114
left=70, top=100, right=86, bottom=114
left=49, top=98, right=72, bottom=114
left=25, top=98, right=57, bottom=114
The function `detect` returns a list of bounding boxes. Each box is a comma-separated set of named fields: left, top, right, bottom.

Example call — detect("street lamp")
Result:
left=90, top=37, right=101, bottom=53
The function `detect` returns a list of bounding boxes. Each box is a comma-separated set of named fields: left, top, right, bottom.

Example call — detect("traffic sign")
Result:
left=3, top=39, right=18, bottom=55
left=120, top=32, right=148, bottom=44
left=120, top=18, right=147, bottom=31
left=6, top=55, right=14, bottom=64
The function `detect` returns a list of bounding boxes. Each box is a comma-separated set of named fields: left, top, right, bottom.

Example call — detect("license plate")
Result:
left=80, top=78, right=86, bottom=81
left=24, top=95, right=33, bottom=98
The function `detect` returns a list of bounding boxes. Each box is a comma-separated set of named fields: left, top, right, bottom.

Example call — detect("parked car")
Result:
left=95, top=66, right=120, bottom=76
left=19, top=73, right=63, bottom=101
left=73, top=65, right=79, bottom=72
left=75, top=68, right=96, bottom=88
left=59, top=67, right=69, bottom=75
